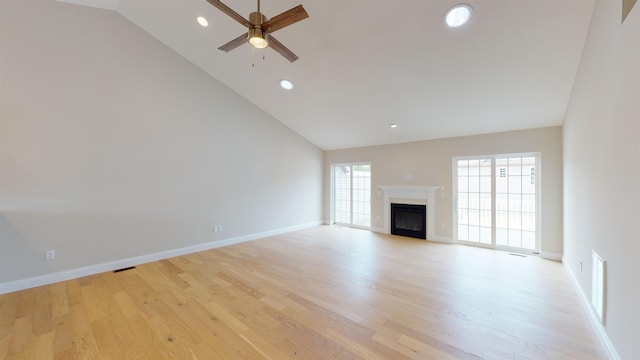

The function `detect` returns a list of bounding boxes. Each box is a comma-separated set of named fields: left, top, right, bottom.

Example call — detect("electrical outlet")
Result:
left=218, top=225, right=222, bottom=232
left=440, top=222, right=446, bottom=230
left=46, top=250, right=55, bottom=261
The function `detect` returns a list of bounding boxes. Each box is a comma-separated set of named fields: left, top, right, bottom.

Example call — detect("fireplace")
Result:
left=378, top=185, right=442, bottom=241
left=391, top=203, right=426, bottom=239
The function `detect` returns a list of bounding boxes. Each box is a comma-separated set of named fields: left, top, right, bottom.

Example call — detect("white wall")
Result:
left=563, top=0, right=639, bottom=358
left=0, top=0, right=323, bottom=288
left=324, top=127, right=563, bottom=257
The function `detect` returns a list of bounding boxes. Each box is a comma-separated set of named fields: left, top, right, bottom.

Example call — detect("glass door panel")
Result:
left=456, top=158, right=492, bottom=245
left=334, top=165, right=351, bottom=224
left=351, top=164, right=372, bottom=227
left=495, top=156, right=537, bottom=251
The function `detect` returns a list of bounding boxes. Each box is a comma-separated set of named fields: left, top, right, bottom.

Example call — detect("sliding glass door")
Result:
left=333, top=163, right=371, bottom=228
left=454, top=154, right=539, bottom=252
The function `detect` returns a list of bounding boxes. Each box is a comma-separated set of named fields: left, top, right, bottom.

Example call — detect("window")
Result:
left=332, top=163, right=371, bottom=227
left=455, top=154, right=539, bottom=252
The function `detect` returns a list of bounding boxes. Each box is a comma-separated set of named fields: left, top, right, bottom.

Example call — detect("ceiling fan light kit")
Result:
left=248, top=27, right=268, bottom=48
left=206, top=0, right=309, bottom=62
left=248, top=11, right=268, bottom=48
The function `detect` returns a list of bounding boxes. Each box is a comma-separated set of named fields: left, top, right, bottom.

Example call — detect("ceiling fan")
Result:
left=206, top=0, right=309, bottom=62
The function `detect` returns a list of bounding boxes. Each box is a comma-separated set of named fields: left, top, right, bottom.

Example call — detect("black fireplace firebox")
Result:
left=391, top=203, right=426, bottom=239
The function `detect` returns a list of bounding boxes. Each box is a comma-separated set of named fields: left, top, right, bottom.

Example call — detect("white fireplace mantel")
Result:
left=379, top=185, right=443, bottom=240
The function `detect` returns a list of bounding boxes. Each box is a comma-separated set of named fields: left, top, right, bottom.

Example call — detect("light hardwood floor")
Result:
left=0, top=226, right=606, bottom=359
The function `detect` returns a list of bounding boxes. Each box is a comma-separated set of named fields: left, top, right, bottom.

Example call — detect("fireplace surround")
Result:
left=378, top=185, right=442, bottom=241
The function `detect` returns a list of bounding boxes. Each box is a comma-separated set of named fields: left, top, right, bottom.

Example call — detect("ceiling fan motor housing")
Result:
left=249, top=11, right=267, bottom=25
left=248, top=12, right=269, bottom=48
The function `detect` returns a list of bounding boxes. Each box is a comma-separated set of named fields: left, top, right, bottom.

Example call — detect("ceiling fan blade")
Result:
left=263, top=5, right=309, bottom=33
left=218, top=33, right=248, bottom=52
left=206, top=0, right=251, bottom=27
left=267, top=35, right=299, bottom=62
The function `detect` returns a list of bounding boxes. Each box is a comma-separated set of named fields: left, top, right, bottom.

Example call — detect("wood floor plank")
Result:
left=123, top=314, right=174, bottom=360
left=50, top=282, right=70, bottom=322
left=52, top=314, right=72, bottom=355
left=15, top=289, right=36, bottom=319
left=32, top=302, right=52, bottom=337
left=32, top=330, right=54, bottom=360
left=7, top=315, right=32, bottom=356
left=0, top=291, right=19, bottom=358
left=0, top=226, right=608, bottom=359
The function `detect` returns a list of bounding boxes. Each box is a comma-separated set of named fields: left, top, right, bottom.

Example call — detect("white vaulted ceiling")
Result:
left=58, top=0, right=595, bottom=150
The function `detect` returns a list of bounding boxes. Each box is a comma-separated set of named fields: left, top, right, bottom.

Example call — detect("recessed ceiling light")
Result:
left=280, top=80, right=294, bottom=90
left=445, top=4, right=473, bottom=28
left=390, top=124, right=398, bottom=128
left=196, top=16, right=208, bottom=27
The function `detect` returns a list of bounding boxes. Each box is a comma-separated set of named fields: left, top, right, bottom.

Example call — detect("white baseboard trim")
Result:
left=562, top=256, right=620, bottom=360
left=428, top=236, right=453, bottom=244
left=370, top=226, right=385, bottom=234
left=0, top=221, right=322, bottom=295
left=540, top=251, right=562, bottom=261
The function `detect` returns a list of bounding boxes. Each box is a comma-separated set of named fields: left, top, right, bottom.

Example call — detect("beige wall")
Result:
left=563, top=0, right=640, bottom=358
left=0, top=0, right=323, bottom=285
left=324, top=127, right=563, bottom=256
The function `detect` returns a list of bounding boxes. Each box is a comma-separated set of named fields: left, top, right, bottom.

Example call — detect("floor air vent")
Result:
left=113, top=266, right=136, bottom=273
